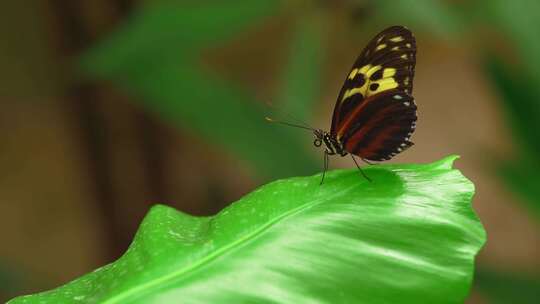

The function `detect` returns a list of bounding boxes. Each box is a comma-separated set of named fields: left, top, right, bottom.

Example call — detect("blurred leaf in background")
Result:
left=372, top=0, right=468, bottom=40
left=483, top=0, right=540, bottom=89
left=80, top=0, right=324, bottom=180
left=485, top=56, right=540, bottom=217
left=275, top=12, right=325, bottom=122
left=480, top=0, right=540, bottom=218
left=475, top=268, right=540, bottom=304
left=0, top=262, right=23, bottom=301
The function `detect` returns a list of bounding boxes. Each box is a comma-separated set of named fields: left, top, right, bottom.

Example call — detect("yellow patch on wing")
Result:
left=406, top=43, right=412, bottom=48
left=382, top=68, right=396, bottom=78
left=359, top=64, right=376, bottom=76
left=392, top=46, right=400, bottom=51
left=371, top=77, right=399, bottom=94
left=348, top=64, right=375, bottom=80
left=348, top=69, right=358, bottom=80
left=342, top=65, right=382, bottom=101
left=401, top=54, right=408, bottom=59
left=341, top=67, right=398, bottom=102
left=390, top=36, right=404, bottom=42
left=368, top=68, right=398, bottom=95
left=342, top=87, right=364, bottom=101
left=375, top=44, right=387, bottom=51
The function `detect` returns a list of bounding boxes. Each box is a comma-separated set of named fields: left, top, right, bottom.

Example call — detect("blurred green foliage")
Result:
left=80, top=1, right=324, bottom=180
left=276, top=13, right=325, bottom=122
left=475, top=268, right=540, bottom=304
left=483, top=0, right=540, bottom=87
left=8, top=157, right=485, bottom=303
left=375, top=0, right=467, bottom=39
left=485, top=57, right=540, bottom=218
left=0, top=262, right=23, bottom=301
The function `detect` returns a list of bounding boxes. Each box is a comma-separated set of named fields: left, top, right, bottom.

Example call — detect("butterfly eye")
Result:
left=314, top=139, right=322, bottom=147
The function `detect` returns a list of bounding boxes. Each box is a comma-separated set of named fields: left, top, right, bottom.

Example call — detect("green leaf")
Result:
left=9, top=156, right=486, bottom=304
left=475, top=268, right=540, bottom=304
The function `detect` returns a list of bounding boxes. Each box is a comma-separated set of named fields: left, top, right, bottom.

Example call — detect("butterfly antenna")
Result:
left=265, top=117, right=315, bottom=131
left=265, top=101, right=316, bottom=130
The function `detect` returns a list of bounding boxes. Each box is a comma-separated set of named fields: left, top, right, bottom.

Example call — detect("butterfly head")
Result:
left=312, top=129, right=325, bottom=147
left=313, top=129, right=345, bottom=156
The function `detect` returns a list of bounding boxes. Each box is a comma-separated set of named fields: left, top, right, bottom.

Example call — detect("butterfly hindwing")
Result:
left=331, top=26, right=416, bottom=137
left=339, top=90, right=417, bottom=161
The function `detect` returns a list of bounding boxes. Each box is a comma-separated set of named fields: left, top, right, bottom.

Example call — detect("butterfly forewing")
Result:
left=331, top=25, right=416, bottom=138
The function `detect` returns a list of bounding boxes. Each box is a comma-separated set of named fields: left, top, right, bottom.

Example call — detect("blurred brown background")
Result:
left=1, top=0, right=539, bottom=303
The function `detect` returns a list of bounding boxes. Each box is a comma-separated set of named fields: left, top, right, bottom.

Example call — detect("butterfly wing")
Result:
left=338, top=90, right=417, bottom=161
left=330, top=25, right=416, bottom=137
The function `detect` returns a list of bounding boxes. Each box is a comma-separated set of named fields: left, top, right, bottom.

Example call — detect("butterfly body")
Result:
left=315, top=25, right=418, bottom=181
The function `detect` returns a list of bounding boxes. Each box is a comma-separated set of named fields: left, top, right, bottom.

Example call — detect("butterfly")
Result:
left=268, top=25, right=417, bottom=184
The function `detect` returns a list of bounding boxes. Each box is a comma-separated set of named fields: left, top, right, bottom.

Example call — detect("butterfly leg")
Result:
left=351, top=155, right=372, bottom=182
left=320, top=151, right=329, bottom=185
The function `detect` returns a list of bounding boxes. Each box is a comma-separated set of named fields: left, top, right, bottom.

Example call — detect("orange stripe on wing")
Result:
left=348, top=125, right=401, bottom=159
left=336, top=90, right=398, bottom=140
left=343, top=105, right=398, bottom=155
left=335, top=93, right=379, bottom=140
